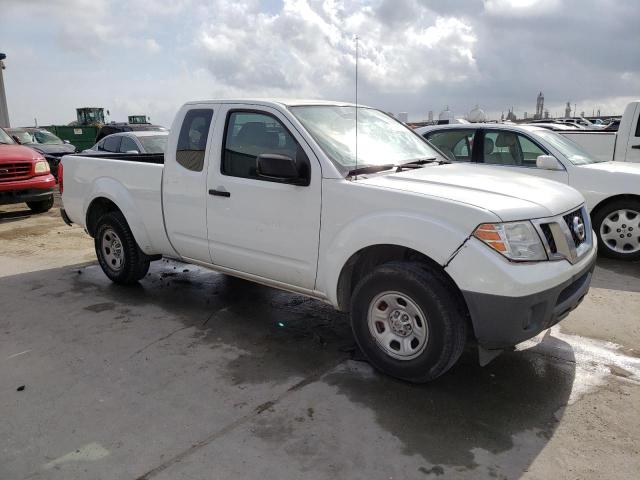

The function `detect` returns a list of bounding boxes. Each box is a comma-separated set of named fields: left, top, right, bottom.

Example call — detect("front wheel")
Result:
left=26, top=196, right=54, bottom=213
left=95, top=211, right=150, bottom=284
left=350, top=261, right=467, bottom=383
left=593, top=199, right=640, bottom=261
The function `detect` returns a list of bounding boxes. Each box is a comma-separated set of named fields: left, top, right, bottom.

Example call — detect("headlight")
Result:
left=473, top=221, right=547, bottom=261
left=34, top=160, right=50, bottom=174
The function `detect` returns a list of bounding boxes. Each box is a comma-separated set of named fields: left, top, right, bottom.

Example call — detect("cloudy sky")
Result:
left=1, top=0, right=639, bottom=127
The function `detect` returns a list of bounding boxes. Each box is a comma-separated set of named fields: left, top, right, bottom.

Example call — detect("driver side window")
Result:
left=481, top=131, right=546, bottom=167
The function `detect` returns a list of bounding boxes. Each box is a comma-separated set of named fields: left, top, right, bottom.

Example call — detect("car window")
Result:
left=482, top=131, right=547, bottom=167
left=103, top=135, right=122, bottom=153
left=95, top=139, right=105, bottom=151
left=176, top=109, right=213, bottom=172
left=138, top=135, right=167, bottom=154
left=120, top=136, right=140, bottom=153
left=222, top=111, right=300, bottom=180
left=425, top=130, right=475, bottom=161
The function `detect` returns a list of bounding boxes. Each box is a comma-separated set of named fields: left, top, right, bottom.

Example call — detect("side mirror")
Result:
left=11, top=135, right=21, bottom=144
left=63, top=139, right=71, bottom=144
left=536, top=155, right=563, bottom=171
left=256, top=153, right=309, bottom=185
left=125, top=150, right=140, bottom=154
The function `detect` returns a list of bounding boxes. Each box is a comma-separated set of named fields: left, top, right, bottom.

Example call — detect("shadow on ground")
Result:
left=2, top=259, right=576, bottom=479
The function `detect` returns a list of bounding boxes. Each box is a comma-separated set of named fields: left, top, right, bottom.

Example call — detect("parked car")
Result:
left=417, top=123, right=640, bottom=260
left=83, top=131, right=169, bottom=155
left=5, top=127, right=75, bottom=179
left=59, top=99, right=596, bottom=382
left=0, top=127, right=56, bottom=213
left=94, top=122, right=167, bottom=143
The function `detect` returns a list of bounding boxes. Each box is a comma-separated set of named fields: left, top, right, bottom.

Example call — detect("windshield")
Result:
left=138, top=135, right=168, bottom=154
left=0, top=128, right=15, bottom=144
left=9, top=130, right=34, bottom=144
left=290, top=106, right=442, bottom=172
left=32, top=129, right=63, bottom=144
left=535, top=129, right=607, bottom=165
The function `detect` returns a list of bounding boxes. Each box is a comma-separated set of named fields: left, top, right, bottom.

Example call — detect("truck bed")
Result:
left=558, top=131, right=616, bottom=162
left=61, top=153, right=174, bottom=256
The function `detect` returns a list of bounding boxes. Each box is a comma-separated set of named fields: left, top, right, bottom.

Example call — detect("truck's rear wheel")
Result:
left=26, top=196, right=54, bottom=213
left=350, top=261, right=467, bottom=383
left=95, top=211, right=150, bottom=284
left=593, top=198, right=640, bottom=261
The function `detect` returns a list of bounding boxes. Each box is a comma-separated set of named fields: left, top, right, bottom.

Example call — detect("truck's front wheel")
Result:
left=26, top=195, right=54, bottom=213
left=95, top=212, right=150, bottom=284
left=350, top=261, right=467, bottom=383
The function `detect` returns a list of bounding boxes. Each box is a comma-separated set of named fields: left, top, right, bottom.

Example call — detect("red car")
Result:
left=0, top=127, right=56, bottom=213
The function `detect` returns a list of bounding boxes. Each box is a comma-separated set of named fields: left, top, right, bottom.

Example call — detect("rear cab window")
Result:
left=176, top=109, right=214, bottom=172
left=103, top=135, right=121, bottom=153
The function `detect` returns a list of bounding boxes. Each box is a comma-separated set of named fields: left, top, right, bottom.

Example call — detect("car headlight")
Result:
left=473, top=221, right=547, bottom=261
left=34, top=160, right=50, bottom=174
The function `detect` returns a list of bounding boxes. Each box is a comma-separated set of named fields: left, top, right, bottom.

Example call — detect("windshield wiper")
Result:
left=400, top=156, right=449, bottom=166
left=347, top=163, right=395, bottom=177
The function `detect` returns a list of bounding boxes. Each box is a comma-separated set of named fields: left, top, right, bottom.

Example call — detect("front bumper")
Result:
left=461, top=252, right=596, bottom=349
left=0, top=186, right=55, bottom=205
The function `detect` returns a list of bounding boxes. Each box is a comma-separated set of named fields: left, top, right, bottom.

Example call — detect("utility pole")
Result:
left=0, top=53, right=10, bottom=127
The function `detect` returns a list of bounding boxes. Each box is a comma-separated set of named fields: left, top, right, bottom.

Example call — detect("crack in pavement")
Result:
left=134, top=355, right=349, bottom=480
left=127, top=325, right=192, bottom=360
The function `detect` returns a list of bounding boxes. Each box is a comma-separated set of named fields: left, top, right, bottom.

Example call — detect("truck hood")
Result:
left=25, top=143, right=76, bottom=155
left=359, top=163, right=584, bottom=221
left=0, top=144, right=43, bottom=163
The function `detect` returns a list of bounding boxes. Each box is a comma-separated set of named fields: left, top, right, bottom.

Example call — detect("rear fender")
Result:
left=83, top=177, right=154, bottom=254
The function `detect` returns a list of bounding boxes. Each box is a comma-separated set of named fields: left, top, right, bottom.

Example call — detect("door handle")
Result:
left=209, top=189, right=230, bottom=197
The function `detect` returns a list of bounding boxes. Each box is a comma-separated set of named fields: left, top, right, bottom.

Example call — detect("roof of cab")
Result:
left=183, top=98, right=366, bottom=109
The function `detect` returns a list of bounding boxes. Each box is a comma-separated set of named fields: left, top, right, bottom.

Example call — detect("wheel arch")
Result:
left=590, top=193, right=640, bottom=218
left=335, top=244, right=470, bottom=321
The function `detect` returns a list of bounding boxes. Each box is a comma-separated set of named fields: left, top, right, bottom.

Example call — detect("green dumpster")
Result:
left=42, top=125, right=99, bottom=152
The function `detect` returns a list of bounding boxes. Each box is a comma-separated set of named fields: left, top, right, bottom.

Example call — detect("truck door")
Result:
left=162, top=106, right=216, bottom=262
left=206, top=105, right=321, bottom=290
left=624, top=104, right=640, bottom=163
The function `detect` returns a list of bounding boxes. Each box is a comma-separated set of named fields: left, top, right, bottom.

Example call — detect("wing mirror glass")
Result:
left=256, top=153, right=309, bottom=185
left=536, top=155, right=563, bottom=171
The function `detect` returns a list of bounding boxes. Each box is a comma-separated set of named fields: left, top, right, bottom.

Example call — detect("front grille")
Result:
left=563, top=208, right=587, bottom=247
left=539, top=224, right=557, bottom=253
left=0, top=162, right=32, bottom=182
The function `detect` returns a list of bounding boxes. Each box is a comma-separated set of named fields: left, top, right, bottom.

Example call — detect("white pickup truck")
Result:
left=557, top=101, right=640, bottom=163
left=59, top=99, right=596, bottom=382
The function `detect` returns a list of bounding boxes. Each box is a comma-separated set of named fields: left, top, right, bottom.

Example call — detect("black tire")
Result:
left=94, top=211, right=150, bottom=284
left=592, top=198, right=640, bottom=261
left=26, top=196, right=54, bottom=213
left=350, top=261, right=467, bottom=383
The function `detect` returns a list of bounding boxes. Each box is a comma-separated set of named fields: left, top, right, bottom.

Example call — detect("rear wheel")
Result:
left=95, top=211, right=150, bottom=284
left=26, top=196, right=54, bottom=213
left=350, top=261, right=467, bottom=383
left=593, top=199, right=640, bottom=261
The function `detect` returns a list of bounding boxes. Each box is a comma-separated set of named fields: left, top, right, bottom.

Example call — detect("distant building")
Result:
left=428, top=110, right=433, bottom=122
left=544, top=109, right=550, bottom=119
left=397, top=112, right=408, bottom=123
left=534, top=92, right=544, bottom=120
left=439, top=106, right=454, bottom=123
left=506, top=108, right=516, bottom=122
left=467, top=105, right=487, bottom=123
left=524, top=112, right=528, bottom=119
left=565, top=102, right=571, bottom=118
left=597, top=109, right=601, bottom=117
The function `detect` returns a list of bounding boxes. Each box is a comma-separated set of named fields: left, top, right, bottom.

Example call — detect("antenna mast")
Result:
left=354, top=34, right=359, bottom=180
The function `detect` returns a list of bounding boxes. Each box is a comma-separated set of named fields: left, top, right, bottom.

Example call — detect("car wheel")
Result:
left=350, top=261, right=467, bottom=383
left=95, top=211, right=150, bottom=284
left=592, top=199, right=640, bottom=261
left=26, top=196, right=54, bottom=213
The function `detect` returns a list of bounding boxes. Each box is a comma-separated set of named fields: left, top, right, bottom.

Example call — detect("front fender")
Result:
left=317, top=211, right=475, bottom=306
left=83, top=177, right=154, bottom=254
